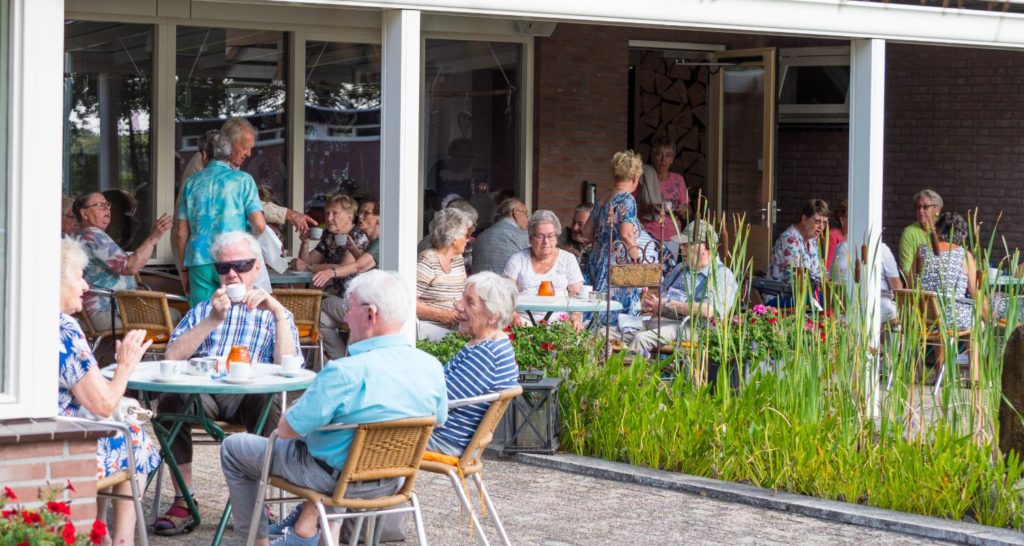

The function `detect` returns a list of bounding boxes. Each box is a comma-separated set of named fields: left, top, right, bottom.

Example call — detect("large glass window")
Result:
left=63, top=21, right=154, bottom=249
left=303, top=41, right=381, bottom=220
left=175, top=27, right=287, bottom=204
left=423, top=40, right=522, bottom=231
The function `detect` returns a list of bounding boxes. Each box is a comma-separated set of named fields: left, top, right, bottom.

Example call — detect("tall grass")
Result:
left=551, top=213, right=1024, bottom=530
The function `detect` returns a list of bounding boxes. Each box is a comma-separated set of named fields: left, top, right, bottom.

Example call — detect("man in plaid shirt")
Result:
left=154, top=231, right=300, bottom=536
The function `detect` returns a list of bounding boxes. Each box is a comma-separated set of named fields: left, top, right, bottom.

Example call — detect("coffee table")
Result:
left=515, top=295, right=623, bottom=326
left=104, top=361, right=315, bottom=544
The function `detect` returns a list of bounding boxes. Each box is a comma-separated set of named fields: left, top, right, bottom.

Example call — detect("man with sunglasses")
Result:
left=155, top=231, right=300, bottom=536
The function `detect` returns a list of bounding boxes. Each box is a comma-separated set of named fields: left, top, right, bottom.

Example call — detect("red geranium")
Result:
left=20, top=510, right=41, bottom=525
left=61, top=522, right=77, bottom=545
left=3, top=486, right=16, bottom=500
left=90, top=520, right=107, bottom=545
left=48, top=501, right=71, bottom=516
left=540, top=342, right=555, bottom=351
left=65, top=480, right=76, bottom=493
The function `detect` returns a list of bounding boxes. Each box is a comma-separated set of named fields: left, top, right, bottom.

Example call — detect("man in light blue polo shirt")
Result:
left=220, top=270, right=448, bottom=546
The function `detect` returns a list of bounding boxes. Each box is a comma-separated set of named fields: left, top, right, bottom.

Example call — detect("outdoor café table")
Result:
left=516, top=294, right=623, bottom=326
left=269, top=269, right=313, bottom=286
left=102, top=361, right=315, bottom=545
left=989, top=274, right=1024, bottom=292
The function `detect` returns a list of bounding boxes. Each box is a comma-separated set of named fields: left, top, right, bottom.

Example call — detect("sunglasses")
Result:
left=214, top=259, right=257, bottom=275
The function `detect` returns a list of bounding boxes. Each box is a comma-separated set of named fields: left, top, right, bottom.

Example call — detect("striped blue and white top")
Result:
left=433, top=338, right=519, bottom=452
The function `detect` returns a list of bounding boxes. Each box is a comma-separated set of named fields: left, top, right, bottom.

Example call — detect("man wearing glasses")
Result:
left=471, top=197, right=530, bottom=274
left=615, top=221, right=738, bottom=354
left=898, top=189, right=943, bottom=278
left=154, top=231, right=299, bottom=536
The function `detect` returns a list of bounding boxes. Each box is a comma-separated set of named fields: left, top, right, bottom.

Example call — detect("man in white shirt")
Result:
left=831, top=240, right=903, bottom=322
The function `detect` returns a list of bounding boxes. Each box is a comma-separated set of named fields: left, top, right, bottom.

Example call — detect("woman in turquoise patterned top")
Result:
left=583, top=150, right=657, bottom=323
left=59, top=238, right=161, bottom=546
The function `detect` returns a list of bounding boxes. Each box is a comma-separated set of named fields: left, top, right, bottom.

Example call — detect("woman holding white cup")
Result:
left=291, top=194, right=358, bottom=293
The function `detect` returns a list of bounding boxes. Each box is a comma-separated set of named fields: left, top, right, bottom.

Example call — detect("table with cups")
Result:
left=104, top=355, right=314, bottom=543
left=516, top=292, right=623, bottom=326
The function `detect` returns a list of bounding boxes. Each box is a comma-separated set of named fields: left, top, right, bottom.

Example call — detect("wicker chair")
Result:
left=114, top=290, right=178, bottom=357
left=74, top=311, right=109, bottom=354
left=892, top=288, right=973, bottom=395
left=273, top=288, right=325, bottom=371
left=247, top=416, right=436, bottom=546
left=57, top=417, right=149, bottom=546
left=419, top=386, right=523, bottom=546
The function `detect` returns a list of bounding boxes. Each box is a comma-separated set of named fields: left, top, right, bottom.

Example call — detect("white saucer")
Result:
left=222, top=377, right=255, bottom=385
left=152, top=375, right=189, bottom=383
left=276, top=369, right=304, bottom=377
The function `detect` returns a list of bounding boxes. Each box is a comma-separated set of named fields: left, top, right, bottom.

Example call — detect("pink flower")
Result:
left=752, top=304, right=768, bottom=315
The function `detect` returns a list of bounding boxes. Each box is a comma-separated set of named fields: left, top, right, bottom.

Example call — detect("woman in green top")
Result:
left=898, top=189, right=943, bottom=277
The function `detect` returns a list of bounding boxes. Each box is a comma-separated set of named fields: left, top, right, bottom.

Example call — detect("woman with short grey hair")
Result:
left=427, top=272, right=520, bottom=456
left=503, top=210, right=585, bottom=331
left=417, top=208, right=473, bottom=340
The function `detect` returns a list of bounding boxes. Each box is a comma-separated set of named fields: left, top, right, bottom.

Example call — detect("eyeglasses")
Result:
left=358, top=209, right=378, bottom=217
left=214, top=259, right=257, bottom=275
left=531, top=233, right=558, bottom=241
left=513, top=208, right=528, bottom=216
left=915, top=204, right=937, bottom=211
left=81, top=202, right=111, bottom=211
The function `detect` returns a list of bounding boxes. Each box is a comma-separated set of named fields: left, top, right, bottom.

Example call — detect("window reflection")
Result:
left=63, top=21, right=154, bottom=250
left=304, top=41, right=381, bottom=221
left=424, top=40, right=522, bottom=232
left=175, top=27, right=288, bottom=206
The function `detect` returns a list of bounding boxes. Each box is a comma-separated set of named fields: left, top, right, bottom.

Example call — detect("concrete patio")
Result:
left=139, top=442, right=947, bottom=546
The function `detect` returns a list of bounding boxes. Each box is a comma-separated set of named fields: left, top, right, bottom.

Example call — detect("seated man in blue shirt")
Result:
left=220, top=270, right=449, bottom=546
left=618, top=220, right=739, bottom=354
left=155, top=231, right=300, bottom=536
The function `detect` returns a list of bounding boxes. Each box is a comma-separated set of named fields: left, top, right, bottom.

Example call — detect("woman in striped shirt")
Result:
left=428, top=272, right=521, bottom=456
left=416, top=208, right=474, bottom=340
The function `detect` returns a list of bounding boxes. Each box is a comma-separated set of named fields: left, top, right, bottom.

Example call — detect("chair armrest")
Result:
left=314, top=422, right=360, bottom=432
left=165, top=294, right=188, bottom=303
left=447, top=392, right=501, bottom=409
left=55, top=416, right=138, bottom=479
left=87, top=288, right=115, bottom=297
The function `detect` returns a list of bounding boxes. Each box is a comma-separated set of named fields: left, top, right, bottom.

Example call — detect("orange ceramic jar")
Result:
left=537, top=280, right=555, bottom=297
left=227, top=345, right=252, bottom=371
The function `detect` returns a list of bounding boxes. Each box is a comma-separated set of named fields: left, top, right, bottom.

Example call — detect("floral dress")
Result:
left=918, top=245, right=973, bottom=331
left=58, top=313, right=161, bottom=479
left=587, top=192, right=657, bottom=323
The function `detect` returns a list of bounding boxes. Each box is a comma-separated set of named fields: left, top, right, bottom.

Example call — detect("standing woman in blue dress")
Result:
left=58, top=238, right=162, bottom=546
left=582, top=150, right=656, bottom=322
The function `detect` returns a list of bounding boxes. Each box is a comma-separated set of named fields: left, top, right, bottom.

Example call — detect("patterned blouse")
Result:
left=76, top=226, right=137, bottom=315
left=918, top=244, right=973, bottom=331
left=312, top=233, right=352, bottom=297
left=416, top=249, right=467, bottom=312
left=58, top=313, right=161, bottom=479
left=769, top=224, right=823, bottom=284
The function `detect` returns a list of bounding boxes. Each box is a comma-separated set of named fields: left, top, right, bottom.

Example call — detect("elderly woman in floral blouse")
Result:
left=768, top=198, right=830, bottom=287
left=73, top=191, right=172, bottom=328
left=58, top=238, right=161, bottom=545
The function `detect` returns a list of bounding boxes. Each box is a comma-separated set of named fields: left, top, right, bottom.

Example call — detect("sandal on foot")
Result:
left=154, top=502, right=197, bottom=536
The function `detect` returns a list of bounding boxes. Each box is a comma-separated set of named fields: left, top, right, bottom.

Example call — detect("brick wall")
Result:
left=0, top=439, right=101, bottom=525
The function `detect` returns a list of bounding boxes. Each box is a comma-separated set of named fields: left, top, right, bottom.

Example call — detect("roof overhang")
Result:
left=205, top=0, right=1024, bottom=50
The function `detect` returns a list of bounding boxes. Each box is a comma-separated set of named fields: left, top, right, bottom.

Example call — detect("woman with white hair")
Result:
left=427, top=272, right=521, bottom=456
left=58, top=238, right=161, bottom=545
left=417, top=208, right=474, bottom=340
left=503, top=210, right=585, bottom=331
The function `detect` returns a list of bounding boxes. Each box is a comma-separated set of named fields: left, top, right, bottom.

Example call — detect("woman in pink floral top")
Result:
left=637, top=138, right=689, bottom=241
left=769, top=199, right=831, bottom=285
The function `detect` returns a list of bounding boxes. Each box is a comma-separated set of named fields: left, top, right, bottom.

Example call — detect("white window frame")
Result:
left=778, top=46, right=851, bottom=123
left=421, top=19, right=534, bottom=217
left=1, top=0, right=63, bottom=419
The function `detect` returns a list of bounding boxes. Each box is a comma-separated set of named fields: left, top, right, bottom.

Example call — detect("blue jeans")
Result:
left=220, top=433, right=400, bottom=541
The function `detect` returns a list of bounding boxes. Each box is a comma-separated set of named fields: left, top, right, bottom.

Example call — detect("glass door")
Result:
left=711, top=48, right=776, bottom=274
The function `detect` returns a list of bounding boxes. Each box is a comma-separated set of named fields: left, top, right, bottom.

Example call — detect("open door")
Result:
left=710, top=48, right=776, bottom=274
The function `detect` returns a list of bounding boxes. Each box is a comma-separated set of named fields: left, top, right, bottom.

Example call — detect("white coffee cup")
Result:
left=281, top=355, right=304, bottom=374
left=309, top=227, right=323, bottom=240
left=214, top=354, right=228, bottom=373
left=334, top=233, right=348, bottom=246
left=160, top=360, right=185, bottom=378
left=226, top=283, right=246, bottom=303
left=578, top=285, right=593, bottom=299
left=229, top=362, right=253, bottom=380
